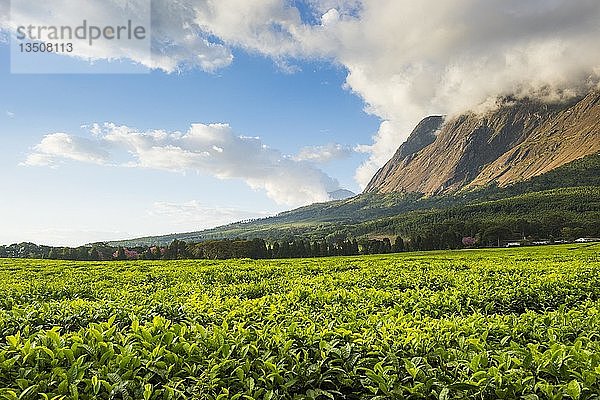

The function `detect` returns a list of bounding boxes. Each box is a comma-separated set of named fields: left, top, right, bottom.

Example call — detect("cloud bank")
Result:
left=24, top=123, right=341, bottom=206
left=318, top=1, right=600, bottom=185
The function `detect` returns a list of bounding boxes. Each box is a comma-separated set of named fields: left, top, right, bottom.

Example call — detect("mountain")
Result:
left=107, top=90, right=600, bottom=247
left=364, top=116, right=444, bottom=193
left=328, top=189, right=356, bottom=200
left=365, top=90, right=600, bottom=195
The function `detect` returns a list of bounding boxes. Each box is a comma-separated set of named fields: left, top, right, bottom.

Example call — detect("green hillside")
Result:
left=109, top=153, right=600, bottom=246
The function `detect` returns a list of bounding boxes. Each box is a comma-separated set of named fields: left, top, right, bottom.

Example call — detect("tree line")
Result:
left=0, top=238, right=399, bottom=261
left=1, top=226, right=595, bottom=261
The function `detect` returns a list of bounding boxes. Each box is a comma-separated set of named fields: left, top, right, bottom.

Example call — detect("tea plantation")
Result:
left=1, top=245, right=599, bottom=399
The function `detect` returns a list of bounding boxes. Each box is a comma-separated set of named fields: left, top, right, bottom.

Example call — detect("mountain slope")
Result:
left=365, top=116, right=443, bottom=192
left=365, top=90, right=600, bottom=195
left=469, top=90, right=600, bottom=188
left=108, top=152, right=600, bottom=246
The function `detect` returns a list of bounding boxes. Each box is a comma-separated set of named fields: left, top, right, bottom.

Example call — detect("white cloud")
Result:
left=5, top=110, right=14, bottom=118
left=353, top=120, right=401, bottom=186
left=25, top=123, right=341, bottom=206
left=149, top=0, right=234, bottom=72
left=22, top=132, right=110, bottom=166
left=193, top=0, right=304, bottom=58
left=294, top=143, right=353, bottom=163
left=3, top=0, right=233, bottom=73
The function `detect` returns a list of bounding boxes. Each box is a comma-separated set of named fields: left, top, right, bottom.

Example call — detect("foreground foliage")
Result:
left=0, top=245, right=599, bottom=399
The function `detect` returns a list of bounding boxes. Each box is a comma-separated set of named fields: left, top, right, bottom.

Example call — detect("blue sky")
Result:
left=1, top=0, right=598, bottom=246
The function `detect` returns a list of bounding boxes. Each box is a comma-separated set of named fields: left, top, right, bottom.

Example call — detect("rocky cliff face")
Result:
left=364, top=90, right=600, bottom=195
